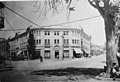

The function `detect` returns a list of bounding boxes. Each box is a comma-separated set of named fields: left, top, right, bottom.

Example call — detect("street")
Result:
left=1, top=54, right=119, bottom=82
left=12, top=54, right=106, bottom=71
left=12, top=54, right=106, bottom=82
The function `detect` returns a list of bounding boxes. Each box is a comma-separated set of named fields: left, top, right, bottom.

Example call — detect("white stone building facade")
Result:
left=9, top=26, right=91, bottom=60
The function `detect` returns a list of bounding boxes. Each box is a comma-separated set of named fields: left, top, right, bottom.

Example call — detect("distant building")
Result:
left=9, top=30, right=29, bottom=58
left=9, top=26, right=91, bottom=60
left=81, top=28, right=92, bottom=57
left=0, top=38, right=10, bottom=57
left=0, top=38, right=5, bottom=54
left=91, top=44, right=104, bottom=56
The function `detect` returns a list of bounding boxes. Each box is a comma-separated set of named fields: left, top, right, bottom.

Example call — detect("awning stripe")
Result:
left=17, top=51, right=22, bottom=56
left=74, top=48, right=83, bottom=53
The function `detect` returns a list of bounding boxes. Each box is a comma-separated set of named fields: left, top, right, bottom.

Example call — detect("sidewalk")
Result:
left=0, top=62, right=30, bottom=82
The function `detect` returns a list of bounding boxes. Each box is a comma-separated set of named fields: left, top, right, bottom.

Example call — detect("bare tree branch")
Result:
left=94, top=0, right=105, bottom=18
left=88, top=0, right=97, bottom=8
left=103, top=0, right=110, bottom=17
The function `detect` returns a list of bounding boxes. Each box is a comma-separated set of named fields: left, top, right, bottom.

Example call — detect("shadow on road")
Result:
left=31, top=67, right=104, bottom=77
left=0, top=64, right=14, bottom=72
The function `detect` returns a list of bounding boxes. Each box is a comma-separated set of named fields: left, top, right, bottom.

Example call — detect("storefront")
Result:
left=44, top=50, right=51, bottom=59
left=73, top=48, right=83, bottom=58
left=63, top=50, right=69, bottom=58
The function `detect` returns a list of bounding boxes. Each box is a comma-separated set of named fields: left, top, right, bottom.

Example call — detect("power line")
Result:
left=0, top=15, right=101, bottom=32
left=5, top=5, right=101, bottom=28
left=1, top=5, right=101, bottom=32
left=5, top=6, right=42, bottom=28
left=2, top=13, right=16, bottom=33
left=41, top=15, right=101, bottom=27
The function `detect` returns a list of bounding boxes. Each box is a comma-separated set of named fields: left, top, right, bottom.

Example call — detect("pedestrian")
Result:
left=110, top=61, right=118, bottom=80
left=40, top=55, right=43, bottom=63
left=73, top=49, right=75, bottom=58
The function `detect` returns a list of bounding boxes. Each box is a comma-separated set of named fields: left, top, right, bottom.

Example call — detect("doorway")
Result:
left=55, top=50, right=59, bottom=59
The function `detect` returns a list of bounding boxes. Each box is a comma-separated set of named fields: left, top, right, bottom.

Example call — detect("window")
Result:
left=54, top=31, right=59, bottom=35
left=57, top=39, right=59, bottom=44
left=72, top=31, right=74, bottom=35
left=39, top=39, right=41, bottom=44
left=54, top=39, right=56, bottom=44
left=63, top=31, right=69, bottom=35
left=64, top=39, right=69, bottom=44
left=44, top=50, right=50, bottom=59
left=63, top=50, right=69, bottom=58
left=34, top=31, right=38, bottom=35
left=72, top=39, right=74, bottom=44
left=36, top=39, right=38, bottom=44
left=44, top=31, right=50, bottom=35
left=77, top=40, right=79, bottom=44
left=54, top=39, right=59, bottom=44
left=33, top=30, right=35, bottom=34
left=45, top=39, right=50, bottom=45
left=45, top=39, right=47, bottom=44
left=75, top=39, right=76, bottom=44
left=48, top=39, right=50, bottom=44
left=36, top=31, right=38, bottom=35
left=45, top=31, right=47, bottom=35
left=72, top=39, right=79, bottom=44
left=77, top=31, right=80, bottom=35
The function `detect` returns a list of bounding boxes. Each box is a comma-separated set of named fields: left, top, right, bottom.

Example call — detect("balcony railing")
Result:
left=44, top=44, right=51, bottom=48
left=63, top=44, right=69, bottom=48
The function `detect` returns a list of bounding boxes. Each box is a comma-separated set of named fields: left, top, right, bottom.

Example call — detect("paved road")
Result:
left=12, top=54, right=106, bottom=71
left=9, top=54, right=107, bottom=82
left=2, top=55, right=119, bottom=82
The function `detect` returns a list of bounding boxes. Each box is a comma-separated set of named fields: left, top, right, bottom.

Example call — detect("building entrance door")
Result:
left=36, top=50, right=41, bottom=58
left=55, top=50, right=59, bottom=59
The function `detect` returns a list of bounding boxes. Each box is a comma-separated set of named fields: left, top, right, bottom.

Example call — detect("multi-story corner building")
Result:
left=9, top=26, right=91, bottom=60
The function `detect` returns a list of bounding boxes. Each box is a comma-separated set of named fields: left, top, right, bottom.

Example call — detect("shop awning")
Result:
left=74, top=48, right=83, bottom=53
left=82, top=49, right=90, bottom=54
left=17, top=51, right=22, bottom=56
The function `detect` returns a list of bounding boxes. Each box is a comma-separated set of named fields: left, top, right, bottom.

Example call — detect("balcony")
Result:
left=44, top=44, right=51, bottom=48
left=63, top=44, right=69, bottom=48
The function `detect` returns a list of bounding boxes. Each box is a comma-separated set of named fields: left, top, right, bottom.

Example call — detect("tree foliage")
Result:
left=33, top=0, right=77, bottom=20
left=27, top=31, right=36, bottom=59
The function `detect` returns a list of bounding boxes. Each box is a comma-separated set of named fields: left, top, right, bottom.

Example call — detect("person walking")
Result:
left=40, top=55, right=43, bottom=63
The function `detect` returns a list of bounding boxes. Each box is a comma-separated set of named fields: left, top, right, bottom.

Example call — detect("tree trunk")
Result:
left=105, top=18, right=118, bottom=77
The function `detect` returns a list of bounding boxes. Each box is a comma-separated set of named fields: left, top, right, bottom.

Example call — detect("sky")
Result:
left=0, top=0, right=105, bottom=46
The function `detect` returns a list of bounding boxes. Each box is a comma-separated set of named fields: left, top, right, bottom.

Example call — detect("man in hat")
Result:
left=110, top=60, right=119, bottom=80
